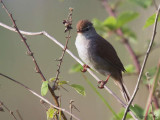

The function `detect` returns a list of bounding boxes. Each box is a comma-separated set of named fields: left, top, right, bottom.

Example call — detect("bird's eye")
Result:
left=85, top=28, right=89, bottom=31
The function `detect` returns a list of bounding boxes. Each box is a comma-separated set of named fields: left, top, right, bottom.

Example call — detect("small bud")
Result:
left=26, top=51, right=33, bottom=56
left=69, top=7, right=73, bottom=12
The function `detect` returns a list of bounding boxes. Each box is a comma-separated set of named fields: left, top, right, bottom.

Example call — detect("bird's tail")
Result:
left=114, top=80, right=130, bottom=103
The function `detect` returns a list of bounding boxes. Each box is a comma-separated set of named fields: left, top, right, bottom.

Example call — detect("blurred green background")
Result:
left=0, top=0, right=160, bottom=120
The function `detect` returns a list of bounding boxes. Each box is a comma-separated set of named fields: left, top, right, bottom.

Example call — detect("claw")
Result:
left=80, top=64, right=90, bottom=72
left=98, top=80, right=106, bottom=89
left=98, top=74, right=111, bottom=89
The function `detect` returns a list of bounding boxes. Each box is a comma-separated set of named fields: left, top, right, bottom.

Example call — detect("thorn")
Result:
left=10, top=111, right=13, bottom=114
left=35, top=67, right=40, bottom=73
left=40, top=99, right=46, bottom=104
left=55, top=57, right=62, bottom=61
left=26, top=51, right=33, bottom=56
left=23, top=37, right=26, bottom=41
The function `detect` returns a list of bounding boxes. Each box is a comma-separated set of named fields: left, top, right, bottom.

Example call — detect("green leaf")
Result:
left=125, top=64, right=136, bottom=73
left=70, top=84, right=86, bottom=96
left=92, top=18, right=104, bottom=30
left=92, top=18, right=110, bottom=37
left=142, top=67, right=157, bottom=85
left=113, top=108, right=132, bottom=120
left=49, top=77, right=56, bottom=82
left=154, top=109, right=160, bottom=120
left=117, top=12, right=139, bottom=27
left=58, top=80, right=69, bottom=86
left=46, top=107, right=57, bottom=120
left=103, top=16, right=117, bottom=30
left=129, top=0, right=152, bottom=8
left=122, top=26, right=137, bottom=43
left=144, top=14, right=160, bottom=28
left=130, top=104, right=147, bottom=119
left=41, top=81, right=49, bottom=96
left=69, top=63, right=83, bottom=73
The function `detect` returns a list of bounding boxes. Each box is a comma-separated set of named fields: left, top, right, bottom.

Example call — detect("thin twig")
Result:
left=144, top=59, right=160, bottom=120
left=54, top=8, right=73, bottom=88
left=0, top=100, right=18, bottom=120
left=0, top=1, right=67, bottom=119
left=122, top=4, right=160, bottom=120
left=69, top=100, right=74, bottom=120
left=0, top=73, right=80, bottom=120
left=16, top=110, right=23, bottom=120
left=69, top=100, right=80, bottom=120
left=153, top=0, right=158, bottom=10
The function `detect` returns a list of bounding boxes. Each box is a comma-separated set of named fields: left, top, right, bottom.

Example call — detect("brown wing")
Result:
left=94, top=35, right=125, bottom=72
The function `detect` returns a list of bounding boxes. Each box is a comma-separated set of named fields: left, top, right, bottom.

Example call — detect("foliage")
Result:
left=142, top=67, right=157, bottom=85
left=144, top=14, right=160, bottom=28
left=46, top=107, right=58, bottom=120
left=69, top=63, right=82, bottom=73
left=92, top=11, right=139, bottom=42
left=125, top=64, right=136, bottom=73
left=129, top=0, right=152, bottom=8
left=70, top=84, right=86, bottom=96
left=41, top=77, right=86, bottom=96
left=41, top=81, right=49, bottom=96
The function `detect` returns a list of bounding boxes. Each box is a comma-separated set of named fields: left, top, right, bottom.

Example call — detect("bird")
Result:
left=75, top=20, right=130, bottom=103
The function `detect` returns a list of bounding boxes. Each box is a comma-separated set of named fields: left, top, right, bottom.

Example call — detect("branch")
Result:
left=54, top=8, right=73, bottom=87
left=16, top=110, right=23, bottom=120
left=153, top=0, right=158, bottom=10
left=0, top=73, right=80, bottom=120
left=122, top=4, right=160, bottom=120
left=0, top=1, right=66, bottom=119
left=144, top=59, right=160, bottom=120
left=0, top=100, right=18, bottom=120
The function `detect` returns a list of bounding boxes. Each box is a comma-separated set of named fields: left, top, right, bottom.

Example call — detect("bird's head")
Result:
left=76, top=20, right=95, bottom=34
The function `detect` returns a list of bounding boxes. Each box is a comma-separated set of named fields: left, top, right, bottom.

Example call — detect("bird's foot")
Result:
left=98, top=80, right=107, bottom=89
left=98, top=74, right=111, bottom=89
left=80, top=64, right=90, bottom=72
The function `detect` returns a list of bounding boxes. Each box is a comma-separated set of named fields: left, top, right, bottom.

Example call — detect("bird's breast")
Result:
left=75, top=34, right=92, bottom=66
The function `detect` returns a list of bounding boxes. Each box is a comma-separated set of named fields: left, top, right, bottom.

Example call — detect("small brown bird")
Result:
left=75, top=20, right=130, bottom=102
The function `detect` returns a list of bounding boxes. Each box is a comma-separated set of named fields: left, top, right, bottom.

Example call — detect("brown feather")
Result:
left=94, top=35, right=125, bottom=73
left=76, top=20, right=92, bottom=33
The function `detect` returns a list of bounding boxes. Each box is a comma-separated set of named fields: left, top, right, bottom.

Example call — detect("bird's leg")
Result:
left=98, top=74, right=111, bottom=89
left=80, top=64, right=90, bottom=72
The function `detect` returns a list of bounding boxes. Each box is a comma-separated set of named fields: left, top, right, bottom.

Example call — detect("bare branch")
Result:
left=16, top=110, right=23, bottom=120
left=0, top=1, right=67, bottom=119
left=122, top=4, right=160, bottom=120
left=53, top=8, right=73, bottom=88
left=0, top=73, right=80, bottom=120
left=0, top=100, right=18, bottom=120
left=144, top=59, right=160, bottom=120
left=153, top=0, right=158, bottom=10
